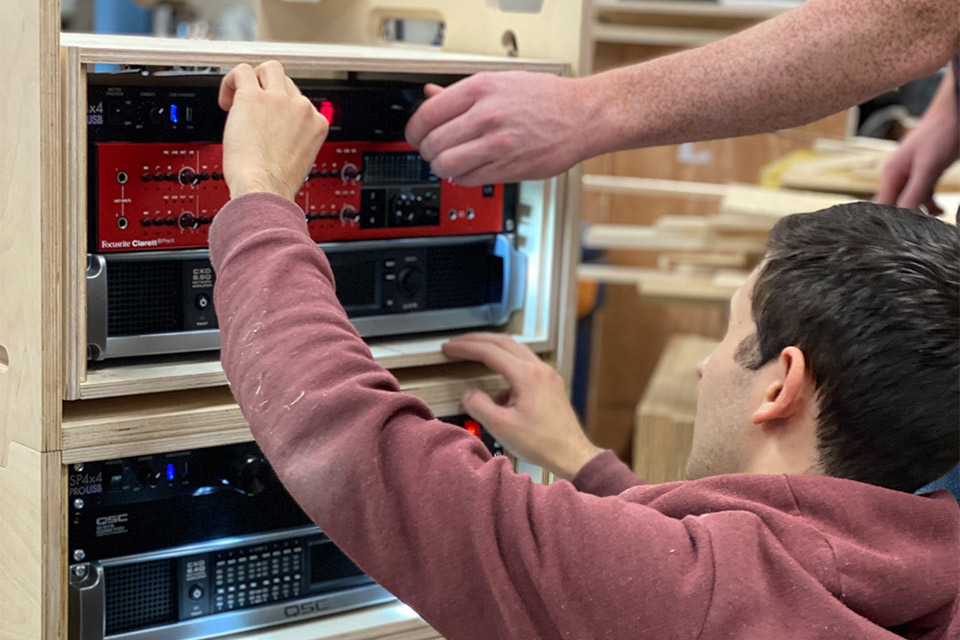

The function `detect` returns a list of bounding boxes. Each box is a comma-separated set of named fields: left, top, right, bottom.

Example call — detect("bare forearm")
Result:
left=579, top=0, right=959, bottom=155
left=924, top=65, right=958, bottom=126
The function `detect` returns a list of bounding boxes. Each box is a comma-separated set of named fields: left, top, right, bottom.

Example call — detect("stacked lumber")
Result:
left=773, top=137, right=960, bottom=198
left=578, top=179, right=855, bottom=302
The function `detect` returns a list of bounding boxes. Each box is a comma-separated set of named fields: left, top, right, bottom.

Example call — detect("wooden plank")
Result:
left=64, top=365, right=508, bottom=462
left=593, top=0, right=784, bottom=20
left=582, top=174, right=728, bottom=199
left=77, top=334, right=544, bottom=400
left=62, top=32, right=568, bottom=75
left=633, top=334, right=718, bottom=483
left=577, top=263, right=748, bottom=301
left=721, top=183, right=856, bottom=216
left=62, top=47, right=87, bottom=401
left=0, top=0, right=62, bottom=461
left=554, top=165, right=584, bottom=386
left=0, top=444, right=65, bottom=640
left=636, top=272, right=747, bottom=304
left=259, top=0, right=589, bottom=74
left=582, top=224, right=767, bottom=253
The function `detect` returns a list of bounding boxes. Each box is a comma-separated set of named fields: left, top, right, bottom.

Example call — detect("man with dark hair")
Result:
left=212, top=63, right=959, bottom=639
left=731, top=205, right=959, bottom=493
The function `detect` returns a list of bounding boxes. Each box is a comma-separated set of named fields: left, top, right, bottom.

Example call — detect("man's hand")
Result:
left=442, top=333, right=603, bottom=480
left=219, top=61, right=329, bottom=201
left=876, top=68, right=959, bottom=215
left=405, top=72, right=596, bottom=187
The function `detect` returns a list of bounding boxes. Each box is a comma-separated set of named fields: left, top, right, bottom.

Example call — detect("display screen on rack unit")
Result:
left=87, top=75, right=517, bottom=253
left=67, top=417, right=501, bottom=640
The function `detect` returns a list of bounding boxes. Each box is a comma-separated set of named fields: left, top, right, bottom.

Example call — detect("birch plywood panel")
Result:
left=258, top=0, right=588, bottom=73
left=0, top=444, right=65, bottom=640
left=0, top=0, right=62, bottom=459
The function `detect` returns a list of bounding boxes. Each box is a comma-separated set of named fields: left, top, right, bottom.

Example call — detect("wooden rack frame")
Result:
left=58, top=34, right=576, bottom=404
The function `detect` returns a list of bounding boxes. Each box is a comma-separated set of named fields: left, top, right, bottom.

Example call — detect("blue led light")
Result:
left=170, top=104, right=178, bottom=124
left=166, top=463, right=175, bottom=481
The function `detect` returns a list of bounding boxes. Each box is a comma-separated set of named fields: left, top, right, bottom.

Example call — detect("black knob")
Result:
left=341, top=163, right=360, bottom=181
left=211, top=171, right=223, bottom=181
left=179, top=168, right=198, bottom=185
left=149, top=106, right=166, bottom=125
left=233, top=455, right=272, bottom=497
left=178, top=212, right=198, bottom=229
left=398, top=267, right=424, bottom=297
left=340, top=206, right=360, bottom=222
left=137, top=464, right=162, bottom=488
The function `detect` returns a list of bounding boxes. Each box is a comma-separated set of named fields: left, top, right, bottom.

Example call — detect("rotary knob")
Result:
left=341, top=163, right=360, bottom=182
left=136, top=464, right=162, bottom=488
left=178, top=168, right=199, bottom=185
left=232, top=455, right=272, bottom=497
left=178, top=212, right=198, bottom=229
left=398, top=267, right=424, bottom=298
left=340, top=205, right=360, bottom=223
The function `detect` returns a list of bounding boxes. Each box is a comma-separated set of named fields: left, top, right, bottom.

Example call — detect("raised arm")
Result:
left=210, top=63, right=713, bottom=639
left=406, top=0, right=960, bottom=186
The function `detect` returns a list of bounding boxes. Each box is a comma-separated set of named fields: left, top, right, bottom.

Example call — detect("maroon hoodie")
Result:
left=209, top=193, right=959, bottom=639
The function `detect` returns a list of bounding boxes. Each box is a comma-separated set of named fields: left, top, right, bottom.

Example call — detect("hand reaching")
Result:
left=876, top=69, right=959, bottom=215
left=405, top=71, right=593, bottom=187
left=442, top=333, right=603, bottom=480
left=219, top=61, right=330, bottom=201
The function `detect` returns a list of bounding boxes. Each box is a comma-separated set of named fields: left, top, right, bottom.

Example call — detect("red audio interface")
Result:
left=95, top=141, right=508, bottom=252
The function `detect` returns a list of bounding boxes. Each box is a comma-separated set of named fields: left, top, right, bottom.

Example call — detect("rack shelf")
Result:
left=62, top=363, right=507, bottom=463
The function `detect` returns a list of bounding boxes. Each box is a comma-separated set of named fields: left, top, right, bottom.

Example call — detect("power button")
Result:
left=195, top=294, right=210, bottom=311
left=189, top=584, right=204, bottom=601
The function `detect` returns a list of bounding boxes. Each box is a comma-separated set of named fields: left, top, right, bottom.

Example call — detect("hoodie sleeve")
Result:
left=573, top=450, right=647, bottom=497
left=209, top=193, right=716, bottom=640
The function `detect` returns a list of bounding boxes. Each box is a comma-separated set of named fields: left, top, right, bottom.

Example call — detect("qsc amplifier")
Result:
left=86, top=234, right=525, bottom=360
left=87, top=75, right=517, bottom=252
left=68, top=417, right=502, bottom=640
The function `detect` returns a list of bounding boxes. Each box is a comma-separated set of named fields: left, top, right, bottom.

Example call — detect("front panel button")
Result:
left=398, top=267, right=424, bottom=297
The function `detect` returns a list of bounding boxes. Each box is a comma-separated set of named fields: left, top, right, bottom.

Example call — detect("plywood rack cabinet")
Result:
left=1, top=11, right=583, bottom=639
left=61, top=34, right=575, bottom=402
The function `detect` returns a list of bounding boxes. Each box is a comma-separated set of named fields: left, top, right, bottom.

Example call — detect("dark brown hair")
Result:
left=737, top=203, right=959, bottom=493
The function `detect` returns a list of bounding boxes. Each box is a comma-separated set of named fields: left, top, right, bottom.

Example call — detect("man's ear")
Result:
left=752, top=346, right=808, bottom=424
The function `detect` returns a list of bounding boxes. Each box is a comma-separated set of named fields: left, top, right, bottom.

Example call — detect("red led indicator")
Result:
left=318, top=101, right=336, bottom=125
left=464, top=420, right=482, bottom=439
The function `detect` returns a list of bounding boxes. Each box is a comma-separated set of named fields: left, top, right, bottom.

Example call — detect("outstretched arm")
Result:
left=211, top=63, right=711, bottom=639
left=406, top=0, right=960, bottom=185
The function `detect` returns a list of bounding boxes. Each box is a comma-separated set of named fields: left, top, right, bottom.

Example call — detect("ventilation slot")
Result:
left=104, top=559, right=177, bottom=635
left=425, top=243, right=502, bottom=309
left=108, top=261, right=183, bottom=337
